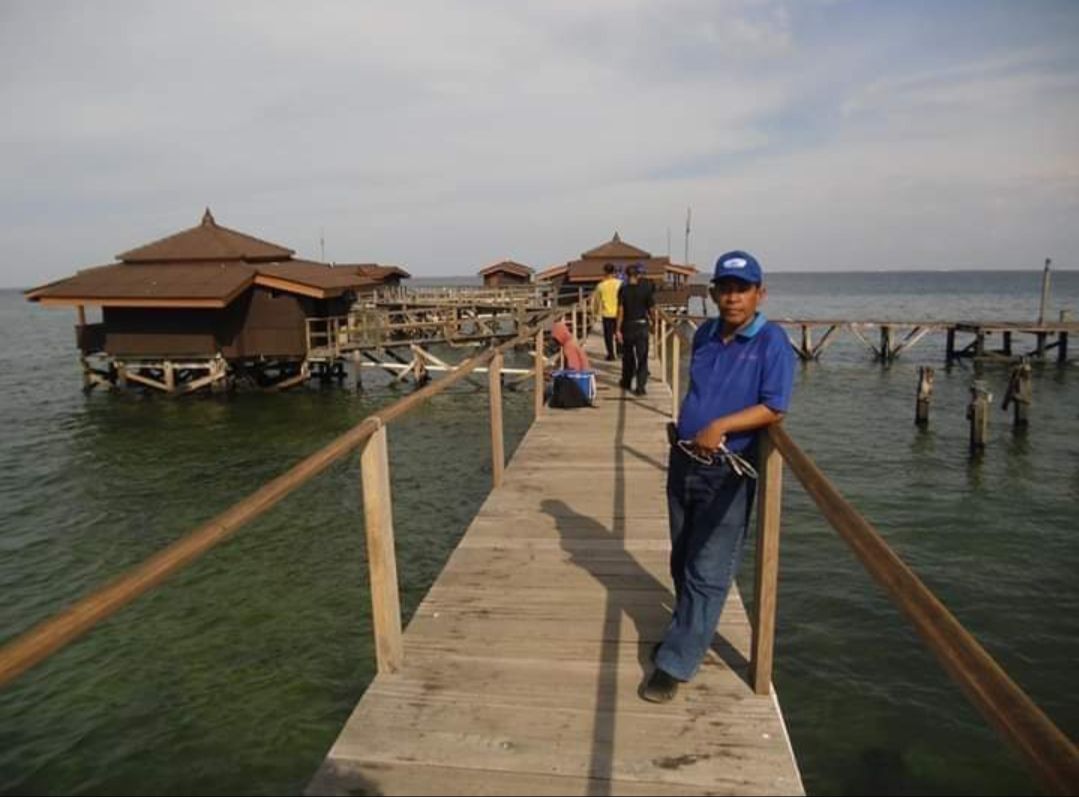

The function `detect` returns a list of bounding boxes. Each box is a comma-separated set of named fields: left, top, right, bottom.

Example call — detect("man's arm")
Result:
left=615, top=286, right=625, bottom=341
left=693, top=405, right=784, bottom=451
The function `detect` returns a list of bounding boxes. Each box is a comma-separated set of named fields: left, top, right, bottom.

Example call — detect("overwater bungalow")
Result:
left=477, top=260, right=534, bottom=287
left=536, top=232, right=698, bottom=298
left=24, top=209, right=407, bottom=393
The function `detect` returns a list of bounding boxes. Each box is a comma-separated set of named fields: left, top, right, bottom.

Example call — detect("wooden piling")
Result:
left=880, top=326, right=894, bottom=363
left=946, top=327, right=956, bottom=364
left=1059, top=332, right=1069, bottom=365
left=967, top=380, right=990, bottom=453
left=915, top=366, right=934, bottom=427
left=1002, top=361, right=1032, bottom=429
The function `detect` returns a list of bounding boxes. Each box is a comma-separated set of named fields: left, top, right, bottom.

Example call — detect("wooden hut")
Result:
left=478, top=260, right=534, bottom=287
left=536, top=232, right=696, bottom=295
left=24, top=209, right=404, bottom=393
left=340, top=263, right=412, bottom=292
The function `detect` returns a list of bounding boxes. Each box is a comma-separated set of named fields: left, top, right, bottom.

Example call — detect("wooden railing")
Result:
left=0, top=302, right=574, bottom=687
left=656, top=311, right=1079, bottom=795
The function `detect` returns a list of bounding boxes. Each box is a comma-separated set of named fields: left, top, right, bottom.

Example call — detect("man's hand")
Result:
left=693, top=421, right=727, bottom=452
left=615, top=330, right=623, bottom=343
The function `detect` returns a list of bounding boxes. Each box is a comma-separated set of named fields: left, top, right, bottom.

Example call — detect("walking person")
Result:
left=642, top=250, right=795, bottom=703
left=615, top=263, right=654, bottom=395
left=592, top=263, right=622, bottom=361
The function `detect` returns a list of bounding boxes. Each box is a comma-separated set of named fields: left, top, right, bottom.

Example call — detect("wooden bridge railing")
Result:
left=655, top=311, right=1079, bottom=795
left=0, top=301, right=578, bottom=688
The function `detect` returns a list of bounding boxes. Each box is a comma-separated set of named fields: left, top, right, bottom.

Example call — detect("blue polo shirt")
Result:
left=676, top=313, right=795, bottom=454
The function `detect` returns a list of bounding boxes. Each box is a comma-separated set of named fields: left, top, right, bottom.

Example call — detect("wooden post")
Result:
left=916, top=366, right=934, bottom=427
left=1002, top=331, right=1013, bottom=356
left=974, top=329, right=986, bottom=358
left=359, top=423, right=404, bottom=674
left=534, top=329, right=544, bottom=418
left=967, top=379, right=990, bottom=454
left=570, top=305, right=578, bottom=342
left=881, top=326, right=894, bottom=364
left=670, top=328, right=681, bottom=421
left=1002, top=361, right=1032, bottom=429
left=1035, top=332, right=1047, bottom=359
left=1038, top=257, right=1051, bottom=326
left=77, top=305, right=87, bottom=327
left=1059, top=332, right=1069, bottom=365
left=751, top=430, right=783, bottom=696
left=488, top=351, right=505, bottom=488
left=800, top=325, right=812, bottom=361
left=659, top=317, right=667, bottom=382
left=164, top=361, right=176, bottom=394
left=946, top=327, right=956, bottom=364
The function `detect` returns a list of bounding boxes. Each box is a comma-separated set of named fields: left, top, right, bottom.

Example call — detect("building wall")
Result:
left=482, top=272, right=530, bottom=287
left=100, top=287, right=351, bottom=359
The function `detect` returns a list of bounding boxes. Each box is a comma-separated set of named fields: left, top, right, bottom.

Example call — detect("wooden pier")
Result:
left=308, top=337, right=804, bottom=796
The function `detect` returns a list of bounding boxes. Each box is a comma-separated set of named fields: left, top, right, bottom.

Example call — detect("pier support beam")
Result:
left=915, top=367, right=934, bottom=428
left=967, top=380, right=990, bottom=454
left=1003, top=361, right=1032, bottom=429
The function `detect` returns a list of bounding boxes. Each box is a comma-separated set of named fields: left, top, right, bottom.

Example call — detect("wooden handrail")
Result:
left=0, top=308, right=564, bottom=689
left=767, top=423, right=1079, bottom=795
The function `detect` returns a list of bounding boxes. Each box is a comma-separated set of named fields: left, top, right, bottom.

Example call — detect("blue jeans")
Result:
left=654, top=446, right=756, bottom=682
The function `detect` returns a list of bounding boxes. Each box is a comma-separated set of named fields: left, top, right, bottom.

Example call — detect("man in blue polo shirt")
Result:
left=642, top=249, right=795, bottom=703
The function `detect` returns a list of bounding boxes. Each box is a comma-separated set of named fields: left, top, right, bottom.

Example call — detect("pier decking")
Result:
left=309, top=340, right=803, bottom=796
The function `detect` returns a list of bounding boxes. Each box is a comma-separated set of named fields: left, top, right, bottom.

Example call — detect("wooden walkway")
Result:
left=309, top=337, right=804, bottom=796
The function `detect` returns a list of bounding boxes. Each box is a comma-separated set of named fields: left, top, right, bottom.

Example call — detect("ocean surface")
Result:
left=1, top=271, right=1076, bottom=795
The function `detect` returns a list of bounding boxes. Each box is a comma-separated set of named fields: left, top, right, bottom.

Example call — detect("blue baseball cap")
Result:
left=712, top=250, right=763, bottom=284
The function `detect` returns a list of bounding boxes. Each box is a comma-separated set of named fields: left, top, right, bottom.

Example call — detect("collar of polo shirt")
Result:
left=715, top=312, right=767, bottom=340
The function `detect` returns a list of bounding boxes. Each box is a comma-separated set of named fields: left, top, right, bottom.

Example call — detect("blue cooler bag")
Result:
left=550, top=369, right=596, bottom=405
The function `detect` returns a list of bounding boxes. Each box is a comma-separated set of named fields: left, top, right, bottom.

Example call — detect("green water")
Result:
left=1, top=273, right=1077, bottom=794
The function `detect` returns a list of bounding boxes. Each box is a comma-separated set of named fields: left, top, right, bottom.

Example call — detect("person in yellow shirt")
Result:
left=592, top=263, right=622, bottom=361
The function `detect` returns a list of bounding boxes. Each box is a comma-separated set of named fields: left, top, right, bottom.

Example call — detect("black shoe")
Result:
left=634, top=386, right=647, bottom=396
left=640, top=668, right=680, bottom=703
left=606, top=355, right=616, bottom=361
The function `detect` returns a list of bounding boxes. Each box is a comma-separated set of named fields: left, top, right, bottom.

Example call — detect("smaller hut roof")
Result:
left=339, top=263, right=412, bottom=281
left=117, top=208, right=294, bottom=263
left=478, top=260, right=534, bottom=278
left=255, top=261, right=377, bottom=298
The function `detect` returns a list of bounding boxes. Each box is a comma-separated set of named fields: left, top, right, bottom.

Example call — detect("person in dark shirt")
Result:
left=642, top=250, right=795, bottom=703
left=615, top=263, right=655, bottom=395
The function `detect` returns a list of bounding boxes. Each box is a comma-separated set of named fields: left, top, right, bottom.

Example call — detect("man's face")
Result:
left=711, top=279, right=764, bottom=327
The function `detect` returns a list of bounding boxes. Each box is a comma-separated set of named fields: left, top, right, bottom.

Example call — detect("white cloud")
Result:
left=0, top=1, right=1077, bottom=284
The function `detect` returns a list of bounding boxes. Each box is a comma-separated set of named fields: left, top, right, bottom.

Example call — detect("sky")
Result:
left=1, top=0, right=1077, bottom=286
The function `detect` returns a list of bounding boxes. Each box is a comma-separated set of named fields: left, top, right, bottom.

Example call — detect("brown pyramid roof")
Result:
left=478, top=260, right=534, bottom=278
left=581, top=232, right=651, bottom=260
left=117, top=208, right=295, bottom=263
